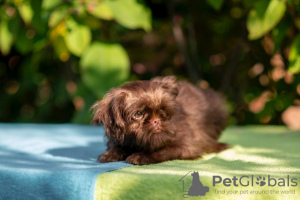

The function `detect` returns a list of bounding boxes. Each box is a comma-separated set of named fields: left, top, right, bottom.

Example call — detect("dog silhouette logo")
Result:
left=179, top=171, right=209, bottom=198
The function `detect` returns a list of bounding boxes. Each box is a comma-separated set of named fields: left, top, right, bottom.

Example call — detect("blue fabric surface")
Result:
left=0, top=123, right=131, bottom=200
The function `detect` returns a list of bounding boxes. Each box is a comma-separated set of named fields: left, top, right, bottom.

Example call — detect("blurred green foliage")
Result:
left=0, top=0, right=300, bottom=124
left=0, top=0, right=150, bottom=123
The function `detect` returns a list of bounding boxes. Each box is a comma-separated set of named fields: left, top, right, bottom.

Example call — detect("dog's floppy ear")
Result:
left=151, top=76, right=178, bottom=97
left=90, top=100, right=105, bottom=125
left=91, top=89, right=127, bottom=143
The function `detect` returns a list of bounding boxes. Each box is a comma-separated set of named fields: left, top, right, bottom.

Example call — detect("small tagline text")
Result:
left=215, top=189, right=296, bottom=195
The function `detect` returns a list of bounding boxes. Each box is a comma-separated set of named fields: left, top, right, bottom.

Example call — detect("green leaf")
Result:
left=42, top=0, right=61, bottom=10
left=0, top=20, right=13, bottom=55
left=105, top=0, right=151, bottom=31
left=88, top=2, right=114, bottom=20
left=48, top=6, right=69, bottom=28
left=53, top=36, right=70, bottom=62
left=286, top=0, right=300, bottom=5
left=243, top=0, right=261, bottom=8
left=247, top=0, right=286, bottom=40
left=272, top=20, right=290, bottom=53
left=64, top=18, right=91, bottom=56
left=84, top=15, right=102, bottom=30
left=0, top=17, right=20, bottom=55
left=17, top=1, right=34, bottom=25
left=206, top=0, right=224, bottom=11
left=31, top=1, right=47, bottom=34
left=289, top=34, right=300, bottom=74
left=15, top=28, right=33, bottom=54
left=80, top=42, right=130, bottom=97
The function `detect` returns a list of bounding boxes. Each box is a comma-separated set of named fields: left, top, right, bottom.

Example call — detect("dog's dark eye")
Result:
left=158, top=109, right=168, bottom=120
left=134, top=111, right=143, bottom=119
left=160, top=113, right=167, bottom=120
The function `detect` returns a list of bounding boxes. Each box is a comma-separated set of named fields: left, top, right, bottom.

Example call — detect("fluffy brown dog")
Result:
left=91, top=76, right=228, bottom=165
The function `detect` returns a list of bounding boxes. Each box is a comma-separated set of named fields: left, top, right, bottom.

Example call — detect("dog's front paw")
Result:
left=126, top=153, right=156, bottom=165
left=98, top=151, right=124, bottom=163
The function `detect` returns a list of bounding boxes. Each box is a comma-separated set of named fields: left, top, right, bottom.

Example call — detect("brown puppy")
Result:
left=91, top=76, right=228, bottom=165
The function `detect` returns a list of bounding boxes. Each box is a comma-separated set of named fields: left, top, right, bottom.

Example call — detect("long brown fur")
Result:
left=91, top=76, right=228, bottom=165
